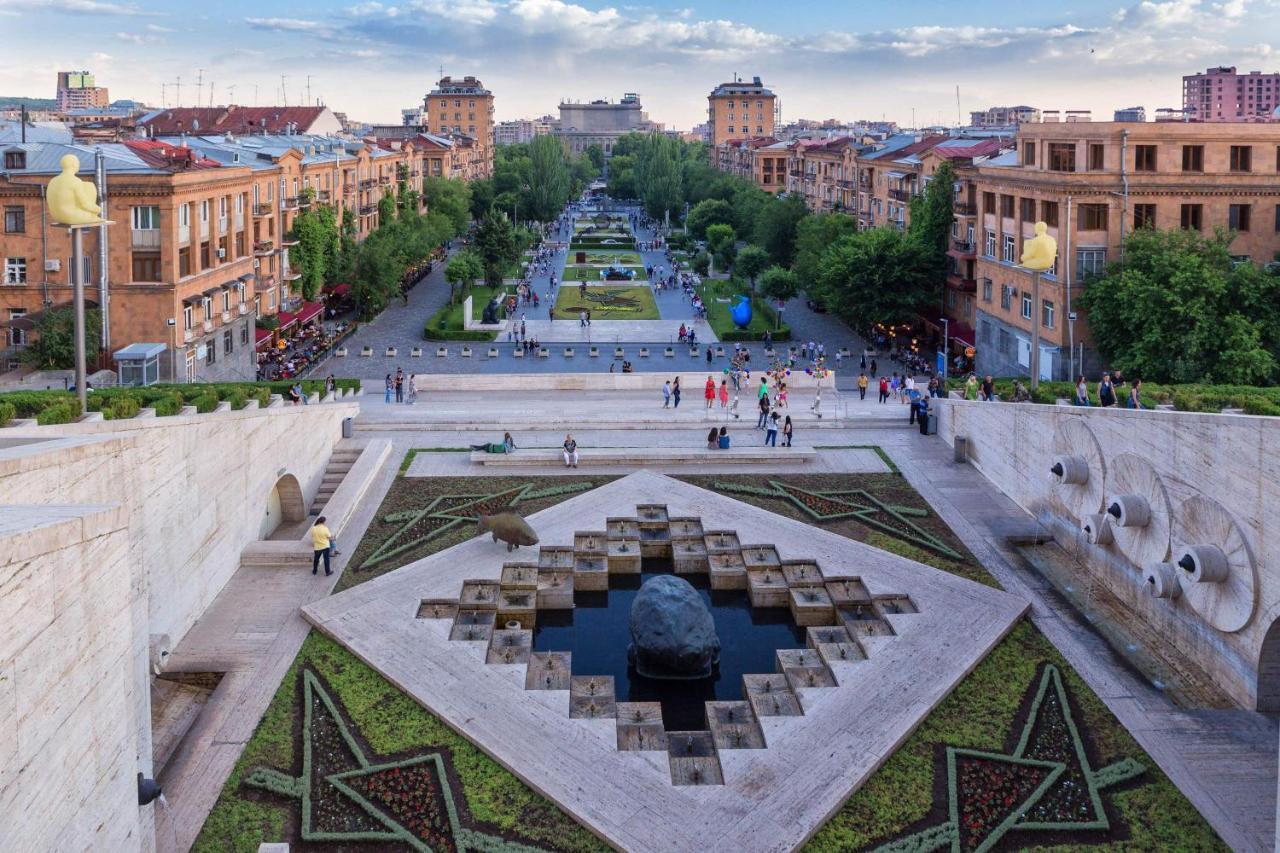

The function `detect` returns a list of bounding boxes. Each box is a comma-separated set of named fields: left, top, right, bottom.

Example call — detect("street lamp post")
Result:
left=939, top=317, right=949, bottom=386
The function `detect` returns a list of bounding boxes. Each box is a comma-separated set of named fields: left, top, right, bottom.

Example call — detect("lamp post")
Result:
left=938, top=317, right=949, bottom=385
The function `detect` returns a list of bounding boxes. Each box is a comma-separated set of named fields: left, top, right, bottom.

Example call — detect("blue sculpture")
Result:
left=729, top=295, right=752, bottom=329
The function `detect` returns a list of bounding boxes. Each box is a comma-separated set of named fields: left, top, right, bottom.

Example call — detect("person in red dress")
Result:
left=704, top=376, right=716, bottom=409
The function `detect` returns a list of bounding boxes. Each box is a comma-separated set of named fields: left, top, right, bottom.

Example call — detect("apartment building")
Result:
left=715, top=137, right=788, bottom=193
left=785, top=137, right=864, bottom=212
left=137, top=106, right=343, bottom=137
left=707, top=77, right=776, bottom=149
left=971, top=121, right=1280, bottom=381
left=854, top=135, right=948, bottom=228
left=424, top=76, right=495, bottom=177
left=494, top=118, right=553, bottom=146
left=1183, top=66, right=1280, bottom=122
left=968, top=106, right=1039, bottom=129
left=56, top=71, right=109, bottom=112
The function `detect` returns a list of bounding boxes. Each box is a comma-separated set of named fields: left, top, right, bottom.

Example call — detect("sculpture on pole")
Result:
left=1019, top=222, right=1058, bottom=391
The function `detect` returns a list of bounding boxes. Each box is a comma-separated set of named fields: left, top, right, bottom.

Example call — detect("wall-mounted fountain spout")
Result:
left=1144, top=562, right=1181, bottom=600
left=1050, top=454, right=1089, bottom=485
left=1082, top=513, right=1114, bottom=545
left=1106, top=494, right=1151, bottom=528
left=1177, top=545, right=1229, bottom=584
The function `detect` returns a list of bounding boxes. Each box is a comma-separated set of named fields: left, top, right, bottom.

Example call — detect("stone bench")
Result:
left=469, top=445, right=816, bottom=467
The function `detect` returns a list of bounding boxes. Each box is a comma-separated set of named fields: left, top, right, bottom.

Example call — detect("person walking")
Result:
left=878, top=376, right=889, bottom=403
left=870, top=358, right=878, bottom=377
left=706, top=346, right=713, bottom=366
left=406, top=374, right=418, bottom=404
left=1098, top=373, right=1117, bottom=408
left=765, top=411, right=779, bottom=446
left=857, top=372, right=869, bottom=400
left=757, top=393, right=770, bottom=429
left=964, top=374, right=979, bottom=401
left=1127, top=378, right=1144, bottom=410
left=662, top=380, right=672, bottom=408
left=384, top=373, right=393, bottom=404
left=563, top=434, right=579, bottom=468
left=310, top=516, right=334, bottom=577
left=672, top=377, right=681, bottom=408
left=782, top=415, right=793, bottom=447
left=1074, top=376, right=1091, bottom=406
left=981, top=375, right=995, bottom=402
left=394, top=369, right=404, bottom=403
left=719, top=379, right=729, bottom=408
left=704, top=375, right=716, bottom=409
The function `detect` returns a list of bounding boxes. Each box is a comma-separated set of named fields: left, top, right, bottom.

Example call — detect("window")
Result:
left=206, top=338, right=216, bottom=365
left=1079, top=204, right=1108, bottom=230
left=1182, top=145, right=1204, bottom=172
left=1134, top=145, right=1157, bottom=172
left=178, top=204, right=190, bottom=227
left=1002, top=234, right=1017, bottom=263
left=240, top=324, right=249, bottom=346
left=1088, top=143, right=1105, bottom=170
left=1077, top=248, right=1107, bottom=278
left=998, top=328, right=1011, bottom=355
left=982, top=191, right=995, bottom=214
left=1021, top=293, right=1033, bottom=320
left=201, top=296, right=212, bottom=321
left=981, top=319, right=993, bottom=345
left=982, top=278, right=993, bottom=302
left=132, top=205, right=159, bottom=230
left=3, top=206, right=24, bottom=233
left=984, top=230, right=996, bottom=257
left=8, top=308, right=26, bottom=347
left=1042, top=299, right=1055, bottom=329
left=3, top=257, right=26, bottom=284
left=132, top=253, right=161, bottom=281
left=1230, top=145, right=1252, bottom=172
left=1229, top=204, right=1251, bottom=232
left=1181, top=203, right=1203, bottom=231
left=1047, top=143, right=1075, bottom=172
left=222, top=290, right=230, bottom=313
left=1275, top=203, right=1280, bottom=233
left=200, top=200, right=209, bottom=222
left=1041, top=201, right=1059, bottom=227
left=223, top=330, right=233, bottom=355
left=1134, top=204, right=1156, bottom=229
left=183, top=305, right=193, bottom=330
left=1000, top=285, right=1013, bottom=310
left=3, top=151, right=25, bottom=169
left=179, top=247, right=191, bottom=277
left=1022, top=142, right=1036, bottom=166
left=1019, top=198, right=1036, bottom=221
left=1000, top=195, right=1015, bottom=217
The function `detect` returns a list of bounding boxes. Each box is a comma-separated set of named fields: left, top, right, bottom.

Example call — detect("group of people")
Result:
left=256, top=320, right=347, bottom=381
left=383, top=368, right=417, bottom=404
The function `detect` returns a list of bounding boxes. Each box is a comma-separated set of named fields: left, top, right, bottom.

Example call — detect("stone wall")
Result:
left=935, top=398, right=1279, bottom=709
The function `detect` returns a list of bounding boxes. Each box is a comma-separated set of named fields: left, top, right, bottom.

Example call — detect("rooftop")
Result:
left=710, top=76, right=774, bottom=98
left=138, top=106, right=333, bottom=136
left=430, top=76, right=491, bottom=96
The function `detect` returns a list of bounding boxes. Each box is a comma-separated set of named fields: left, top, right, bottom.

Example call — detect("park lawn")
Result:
left=422, top=285, right=504, bottom=341
left=698, top=280, right=790, bottom=342
left=576, top=251, right=642, bottom=265
left=563, top=264, right=648, bottom=283
left=569, top=243, right=638, bottom=254
left=554, top=284, right=659, bottom=319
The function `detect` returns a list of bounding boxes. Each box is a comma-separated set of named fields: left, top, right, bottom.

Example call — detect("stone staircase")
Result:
left=310, top=444, right=363, bottom=516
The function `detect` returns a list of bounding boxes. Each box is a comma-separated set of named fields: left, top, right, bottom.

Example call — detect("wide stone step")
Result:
left=240, top=541, right=311, bottom=567
left=470, top=446, right=817, bottom=467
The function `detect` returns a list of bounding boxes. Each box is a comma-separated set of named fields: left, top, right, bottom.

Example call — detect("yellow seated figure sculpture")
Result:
left=1020, top=221, right=1057, bottom=271
left=47, top=154, right=108, bottom=227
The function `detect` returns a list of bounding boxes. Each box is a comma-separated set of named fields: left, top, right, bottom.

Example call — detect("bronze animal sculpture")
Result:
left=477, top=512, right=539, bottom=551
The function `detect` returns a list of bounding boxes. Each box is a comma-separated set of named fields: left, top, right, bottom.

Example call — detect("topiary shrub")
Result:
left=36, top=402, right=79, bottom=425
left=152, top=394, right=182, bottom=417
left=191, top=393, right=218, bottom=413
left=0, top=401, right=15, bottom=426
left=104, top=397, right=141, bottom=420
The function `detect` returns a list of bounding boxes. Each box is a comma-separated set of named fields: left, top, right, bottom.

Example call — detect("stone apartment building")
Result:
left=786, top=137, right=863, bottom=212
left=1183, top=66, right=1280, bottom=122
left=716, top=137, right=788, bottom=193
left=424, top=76, right=495, bottom=178
left=971, top=121, right=1280, bottom=381
left=706, top=77, right=776, bottom=149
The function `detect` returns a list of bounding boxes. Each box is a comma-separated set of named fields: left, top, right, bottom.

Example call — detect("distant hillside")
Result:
left=0, top=96, right=58, bottom=110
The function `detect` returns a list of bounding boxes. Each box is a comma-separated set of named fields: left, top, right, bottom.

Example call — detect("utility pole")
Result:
left=305, top=75, right=312, bottom=106
left=254, top=84, right=259, bottom=106
left=281, top=75, right=288, bottom=106
left=175, top=76, right=181, bottom=107
left=208, top=80, right=214, bottom=107
left=195, top=68, right=204, bottom=104
left=227, top=84, right=236, bottom=104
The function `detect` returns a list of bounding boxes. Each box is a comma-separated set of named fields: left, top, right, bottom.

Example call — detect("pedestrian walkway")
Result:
left=500, top=318, right=717, bottom=344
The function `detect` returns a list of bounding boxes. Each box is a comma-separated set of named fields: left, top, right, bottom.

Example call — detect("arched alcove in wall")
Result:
left=1256, top=617, right=1280, bottom=711
left=261, top=473, right=305, bottom=539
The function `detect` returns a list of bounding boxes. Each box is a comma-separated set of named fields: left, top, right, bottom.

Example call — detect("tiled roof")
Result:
left=124, top=139, right=223, bottom=170
left=932, top=138, right=1009, bottom=160
left=867, top=134, right=949, bottom=161
left=0, top=141, right=159, bottom=175
left=139, top=106, right=331, bottom=135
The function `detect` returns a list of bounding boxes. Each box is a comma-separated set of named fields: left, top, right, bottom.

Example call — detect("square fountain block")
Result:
left=459, top=580, right=500, bottom=610
left=668, top=517, right=705, bottom=539
left=667, top=731, right=723, bottom=786
left=639, top=527, right=672, bottom=559
left=671, top=537, right=710, bottom=574
left=525, top=651, right=572, bottom=690
left=807, top=627, right=866, bottom=668
left=873, top=594, right=919, bottom=616
left=450, top=609, right=496, bottom=642
left=616, top=702, right=668, bottom=751
left=838, top=604, right=896, bottom=638
left=536, top=568, right=574, bottom=610
left=825, top=578, right=871, bottom=607
left=741, top=544, right=782, bottom=571
left=486, top=629, right=533, bottom=665
left=539, top=546, right=576, bottom=570
left=783, top=664, right=838, bottom=692
left=606, top=539, right=642, bottom=574
left=706, top=701, right=766, bottom=750
left=416, top=599, right=458, bottom=620
left=496, top=590, right=537, bottom=629
left=636, top=504, right=670, bottom=524
left=742, top=673, right=803, bottom=717
left=746, top=567, right=790, bottom=609
left=788, top=587, right=836, bottom=627
left=570, top=676, right=617, bottom=719
left=500, top=563, right=539, bottom=590
left=781, top=561, right=824, bottom=589
left=574, top=555, right=610, bottom=590
left=708, top=552, right=748, bottom=590
left=574, top=531, right=608, bottom=555
left=704, top=530, right=741, bottom=554
left=606, top=517, right=640, bottom=539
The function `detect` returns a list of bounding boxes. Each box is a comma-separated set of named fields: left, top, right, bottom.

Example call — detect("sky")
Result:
left=0, top=0, right=1276, bottom=128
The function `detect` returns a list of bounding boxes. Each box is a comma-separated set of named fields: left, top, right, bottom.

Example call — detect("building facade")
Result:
left=715, top=137, right=788, bottom=193
left=971, top=121, right=1280, bottom=381
left=56, top=71, right=109, bottom=112
left=1183, top=66, right=1280, bottom=122
left=424, top=76, right=494, bottom=177
left=707, top=77, right=776, bottom=149
left=968, top=106, right=1040, bottom=129
left=554, top=94, right=657, bottom=155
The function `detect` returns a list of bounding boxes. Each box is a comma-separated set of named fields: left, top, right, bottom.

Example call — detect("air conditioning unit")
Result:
left=44, top=259, right=61, bottom=272
left=217, top=248, right=226, bottom=259
left=252, top=259, right=260, bottom=268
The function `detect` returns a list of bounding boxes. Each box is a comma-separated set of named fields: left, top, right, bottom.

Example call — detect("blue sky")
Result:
left=0, top=0, right=1275, bottom=128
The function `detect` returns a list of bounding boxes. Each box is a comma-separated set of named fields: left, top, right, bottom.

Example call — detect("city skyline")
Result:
left=0, top=0, right=1277, bottom=128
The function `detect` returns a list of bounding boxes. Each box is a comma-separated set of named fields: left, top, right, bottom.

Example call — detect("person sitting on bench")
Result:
left=470, top=432, right=516, bottom=454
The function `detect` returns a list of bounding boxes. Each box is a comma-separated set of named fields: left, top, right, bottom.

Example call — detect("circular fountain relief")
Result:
left=1050, top=419, right=1106, bottom=520
left=1104, top=453, right=1171, bottom=568
left=1173, top=495, right=1257, bottom=633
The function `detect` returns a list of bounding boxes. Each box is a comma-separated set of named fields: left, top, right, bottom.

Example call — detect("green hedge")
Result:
left=0, top=401, right=14, bottom=427
left=36, top=401, right=80, bottom=425
left=946, top=378, right=1280, bottom=416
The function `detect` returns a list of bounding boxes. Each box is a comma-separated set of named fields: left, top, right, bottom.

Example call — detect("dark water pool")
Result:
left=532, top=558, right=807, bottom=731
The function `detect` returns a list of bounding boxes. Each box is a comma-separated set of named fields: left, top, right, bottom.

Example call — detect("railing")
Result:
left=238, top=302, right=250, bottom=315
left=317, top=190, right=331, bottom=203
left=889, top=188, right=911, bottom=202
left=283, top=268, right=302, bottom=280
left=183, top=328, right=194, bottom=343
left=131, top=229, right=161, bottom=250
left=202, top=319, right=214, bottom=333
left=234, top=212, right=245, bottom=229
left=951, top=240, right=976, bottom=255
left=199, top=220, right=210, bottom=240
left=954, top=201, right=977, bottom=216
left=178, top=224, right=190, bottom=244
left=221, top=311, right=233, bottom=324
left=254, top=240, right=274, bottom=255
left=253, top=203, right=273, bottom=216
left=946, top=272, right=977, bottom=292
left=343, top=183, right=356, bottom=195
left=360, top=178, right=377, bottom=189
left=218, top=216, right=228, bottom=234
left=359, top=204, right=377, bottom=215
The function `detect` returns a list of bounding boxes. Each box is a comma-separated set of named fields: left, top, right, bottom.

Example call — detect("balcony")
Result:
left=954, top=201, right=977, bottom=216
left=343, top=183, right=356, bottom=195
left=253, top=203, right=273, bottom=217
left=283, top=268, right=302, bottom=281
left=183, top=328, right=194, bottom=343
left=359, top=178, right=377, bottom=189
left=946, top=272, right=977, bottom=293
left=950, top=239, right=976, bottom=256
left=238, top=302, right=250, bottom=315
left=199, top=221, right=210, bottom=240
left=317, top=190, right=331, bottom=203
left=218, top=216, right=228, bottom=234
left=234, top=212, right=245, bottom=230
left=253, top=240, right=274, bottom=256
left=359, top=203, right=377, bottom=215
left=178, top=224, right=190, bottom=244
left=889, top=188, right=912, bottom=202
left=281, top=236, right=299, bottom=247
left=221, top=311, right=233, bottom=324
left=131, top=229, right=161, bottom=250
left=282, top=196, right=300, bottom=210
left=202, top=319, right=214, bottom=333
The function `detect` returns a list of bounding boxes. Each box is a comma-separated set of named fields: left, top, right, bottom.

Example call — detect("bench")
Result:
left=469, top=445, right=817, bottom=467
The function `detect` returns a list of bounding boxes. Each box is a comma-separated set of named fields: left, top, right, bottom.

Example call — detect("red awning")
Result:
left=296, top=301, right=324, bottom=325
left=324, top=283, right=351, bottom=297
left=254, top=328, right=274, bottom=349
left=949, top=323, right=976, bottom=348
left=276, top=311, right=297, bottom=330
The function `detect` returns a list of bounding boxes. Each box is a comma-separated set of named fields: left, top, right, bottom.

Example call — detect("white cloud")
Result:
left=144, top=22, right=171, bottom=31
left=88, top=51, right=112, bottom=61
left=245, top=16, right=324, bottom=32
left=114, top=30, right=153, bottom=43
left=0, top=0, right=150, bottom=14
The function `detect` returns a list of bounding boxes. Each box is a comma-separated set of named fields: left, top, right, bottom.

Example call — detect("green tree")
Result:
left=332, top=208, right=359, bottom=283
left=908, top=160, right=956, bottom=286
left=473, top=211, right=519, bottom=286
left=1078, top=227, right=1280, bottom=384
left=468, top=178, right=496, bottom=220
left=793, top=212, right=856, bottom=287
left=584, top=143, right=605, bottom=171
left=352, top=236, right=401, bottom=319
left=634, top=134, right=683, bottom=221
left=692, top=251, right=711, bottom=277
left=685, top=199, right=734, bottom=240
left=814, top=228, right=936, bottom=328
left=422, top=177, right=472, bottom=234
left=735, top=245, right=770, bottom=289
left=759, top=266, right=799, bottom=329
left=21, top=307, right=101, bottom=370
left=754, top=193, right=808, bottom=267
left=287, top=192, right=338, bottom=300
left=526, top=135, right=571, bottom=222
left=444, top=251, right=483, bottom=304
left=706, top=223, right=737, bottom=271
left=377, top=193, right=395, bottom=225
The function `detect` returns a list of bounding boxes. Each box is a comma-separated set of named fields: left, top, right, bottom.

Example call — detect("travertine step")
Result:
left=470, top=446, right=816, bottom=467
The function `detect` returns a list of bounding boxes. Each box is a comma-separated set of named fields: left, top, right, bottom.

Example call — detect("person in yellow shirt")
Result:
left=310, top=516, right=334, bottom=576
